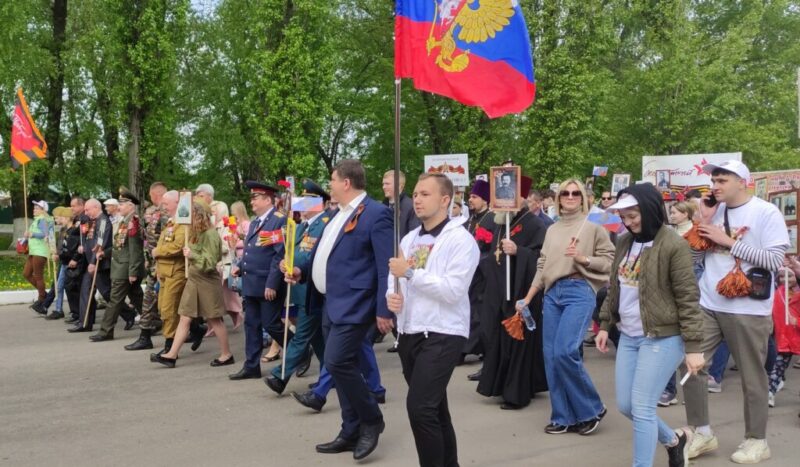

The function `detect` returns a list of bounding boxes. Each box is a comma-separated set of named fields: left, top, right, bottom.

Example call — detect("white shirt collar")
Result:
left=341, top=192, right=367, bottom=214
left=258, top=208, right=274, bottom=223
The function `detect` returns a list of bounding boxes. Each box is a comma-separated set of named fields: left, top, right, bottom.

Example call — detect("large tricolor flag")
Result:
left=10, top=88, right=48, bottom=169
left=395, top=0, right=536, bottom=118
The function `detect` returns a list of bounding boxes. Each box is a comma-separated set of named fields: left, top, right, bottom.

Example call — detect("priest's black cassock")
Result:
left=477, top=206, right=548, bottom=408
left=462, top=208, right=497, bottom=356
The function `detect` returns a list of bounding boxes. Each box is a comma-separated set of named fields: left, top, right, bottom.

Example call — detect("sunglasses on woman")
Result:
left=559, top=190, right=582, bottom=198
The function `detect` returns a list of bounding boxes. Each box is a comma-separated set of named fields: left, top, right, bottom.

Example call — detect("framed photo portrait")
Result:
left=176, top=190, right=193, bottom=225
left=611, top=174, right=631, bottom=196
left=489, top=165, right=521, bottom=211
left=770, top=190, right=797, bottom=222
left=754, top=177, right=768, bottom=200
left=655, top=170, right=671, bottom=192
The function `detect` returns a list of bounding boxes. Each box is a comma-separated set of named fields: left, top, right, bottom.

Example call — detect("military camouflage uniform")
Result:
left=140, top=206, right=167, bottom=330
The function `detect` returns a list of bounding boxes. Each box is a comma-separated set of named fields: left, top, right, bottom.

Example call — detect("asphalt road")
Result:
left=1, top=305, right=798, bottom=466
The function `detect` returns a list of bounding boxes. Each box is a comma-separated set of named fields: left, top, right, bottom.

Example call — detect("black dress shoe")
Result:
left=123, top=317, right=136, bottom=331
left=295, top=348, right=313, bottom=377
left=89, top=333, right=113, bottom=342
left=467, top=369, right=482, bottom=381
left=386, top=345, right=398, bottom=353
left=152, top=354, right=176, bottom=368
left=264, top=376, right=287, bottom=395
left=32, top=302, right=48, bottom=315
left=292, top=391, right=325, bottom=412
left=45, top=311, right=64, bottom=320
left=500, top=401, right=523, bottom=410
left=228, top=366, right=261, bottom=380
left=315, top=436, right=357, bottom=454
left=210, top=356, right=235, bottom=367
left=68, top=326, right=92, bottom=333
left=64, top=315, right=79, bottom=324
left=353, top=421, right=385, bottom=460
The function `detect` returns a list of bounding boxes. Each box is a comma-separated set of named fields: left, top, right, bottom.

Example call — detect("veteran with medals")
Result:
left=91, top=187, right=145, bottom=341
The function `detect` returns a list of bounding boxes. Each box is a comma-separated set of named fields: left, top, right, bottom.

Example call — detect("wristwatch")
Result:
left=404, top=268, right=414, bottom=280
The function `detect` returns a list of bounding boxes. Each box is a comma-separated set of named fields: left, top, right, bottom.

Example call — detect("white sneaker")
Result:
left=707, top=376, right=722, bottom=393
left=768, top=392, right=775, bottom=408
left=688, top=430, right=719, bottom=459
left=776, top=379, right=784, bottom=393
left=730, top=438, right=771, bottom=464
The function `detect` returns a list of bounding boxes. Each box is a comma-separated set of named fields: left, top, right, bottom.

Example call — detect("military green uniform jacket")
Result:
left=110, top=213, right=146, bottom=280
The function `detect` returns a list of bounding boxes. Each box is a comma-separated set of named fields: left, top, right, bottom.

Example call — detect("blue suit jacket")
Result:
left=241, top=209, right=286, bottom=298
left=298, top=197, right=393, bottom=324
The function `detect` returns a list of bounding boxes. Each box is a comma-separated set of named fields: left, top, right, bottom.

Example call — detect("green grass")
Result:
left=0, top=256, right=35, bottom=291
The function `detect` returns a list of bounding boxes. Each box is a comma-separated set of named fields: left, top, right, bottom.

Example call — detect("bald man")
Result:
left=68, top=199, right=113, bottom=333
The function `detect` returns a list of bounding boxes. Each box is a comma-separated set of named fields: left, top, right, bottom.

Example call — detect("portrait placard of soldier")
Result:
left=489, top=165, right=521, bottom=211
left=176, top=191, right=193, bottom=225
left=611, top=174, right=631, bottom=196
left=655, top=169, right=671, bottom=192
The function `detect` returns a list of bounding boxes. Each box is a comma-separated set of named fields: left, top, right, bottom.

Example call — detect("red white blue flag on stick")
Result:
left=395, top=0, right=536, bottom=118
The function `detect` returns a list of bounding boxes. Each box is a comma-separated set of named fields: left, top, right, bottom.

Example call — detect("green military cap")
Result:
left=119, top=186, right=140, bottom=205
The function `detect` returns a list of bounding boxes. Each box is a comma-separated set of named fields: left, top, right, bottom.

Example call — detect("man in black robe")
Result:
left=477, top=175, right=549, bottom=409
left=463, top=180, right=497, bottom=375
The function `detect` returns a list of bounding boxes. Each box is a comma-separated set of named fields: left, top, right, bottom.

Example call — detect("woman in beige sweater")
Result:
left=518, top=178, right=615, bottom=435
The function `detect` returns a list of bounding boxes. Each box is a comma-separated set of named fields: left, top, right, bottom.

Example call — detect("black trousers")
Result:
left=79, top=269, right=111, bottom=328
left=398, top=332, right=466, bottom=467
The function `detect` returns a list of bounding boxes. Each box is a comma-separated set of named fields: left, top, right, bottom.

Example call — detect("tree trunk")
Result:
left=45, top=0, right=67, bottom=166
left=128, top=108, right=142, bottom=202
left=97, top=87, right=120, bottom=192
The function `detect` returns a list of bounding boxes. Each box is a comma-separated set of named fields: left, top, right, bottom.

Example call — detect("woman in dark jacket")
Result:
left=596, top=183, right=705, bottom=467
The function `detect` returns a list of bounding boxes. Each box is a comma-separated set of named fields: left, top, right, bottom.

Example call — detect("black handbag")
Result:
left=723, top=208, right=772, bottom=300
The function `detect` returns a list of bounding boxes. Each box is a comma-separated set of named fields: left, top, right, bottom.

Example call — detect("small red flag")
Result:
left=10, top=88, right=48, bottom=169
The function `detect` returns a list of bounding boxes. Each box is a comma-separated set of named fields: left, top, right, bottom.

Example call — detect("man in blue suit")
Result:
left=287, top=160, right=394, bottom=460
left=229, top=181, right=293, bottom=380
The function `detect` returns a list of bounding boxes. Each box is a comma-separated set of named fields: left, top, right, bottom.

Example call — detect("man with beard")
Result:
left=463, top=179, right=497, bottom=377
left=476, top=175, right=549, bottom=409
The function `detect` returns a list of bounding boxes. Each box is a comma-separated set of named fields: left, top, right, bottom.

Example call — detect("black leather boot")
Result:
left=124, top=329, right=153, bottom=351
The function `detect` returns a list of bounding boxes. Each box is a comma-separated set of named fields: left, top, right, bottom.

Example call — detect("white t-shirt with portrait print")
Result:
left=699, top=197, right=790, bottom=316
left=617, top=241, right=652, bottom=337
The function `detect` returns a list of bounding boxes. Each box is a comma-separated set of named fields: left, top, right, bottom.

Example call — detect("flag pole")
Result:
left=393, top=78, right=401, bottom=293
left=281, top=188, right=296, bottom=381
left=505, top=214, right=511, bottom=301
left=786, top=265, right=790, bottom=326
left=22, top=163, right=29, bottom=225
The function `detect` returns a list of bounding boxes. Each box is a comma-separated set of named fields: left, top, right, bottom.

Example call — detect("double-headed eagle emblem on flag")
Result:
left=426, top=0, right=515, bottom=73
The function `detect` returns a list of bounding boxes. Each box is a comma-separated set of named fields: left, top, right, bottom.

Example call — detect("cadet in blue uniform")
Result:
left=229, top=181, right=294, bottom=380
left=265, top=179, right=330, bottom=394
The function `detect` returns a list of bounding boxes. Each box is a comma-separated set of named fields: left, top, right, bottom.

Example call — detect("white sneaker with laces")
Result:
left=730, top=438, right=771, bottom=464
left=688, top=430, right=719, bottom=459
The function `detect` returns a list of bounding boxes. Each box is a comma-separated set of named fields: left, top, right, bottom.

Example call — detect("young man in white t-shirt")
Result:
left=386, top=173, right=479, bottom=467
left=682, top=160, right=790, bottom=464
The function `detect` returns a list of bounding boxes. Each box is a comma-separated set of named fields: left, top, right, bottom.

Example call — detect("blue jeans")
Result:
left=708, top=340, right=730, bottom=383
left=616, top=333, right=684, bottom=467
left=543, top=278, right=604, bottom=426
